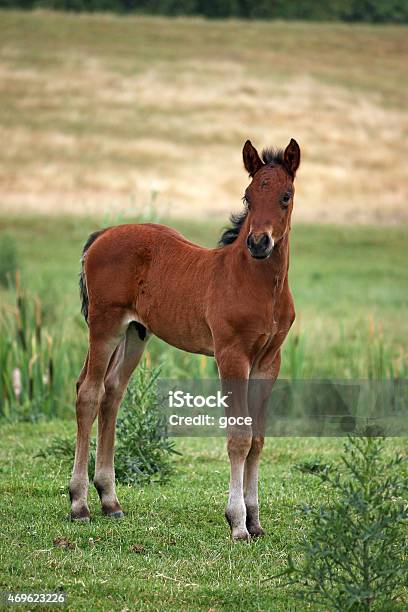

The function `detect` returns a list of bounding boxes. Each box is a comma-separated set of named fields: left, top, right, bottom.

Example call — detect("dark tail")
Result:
left=79, top=230, right=106, bottom=323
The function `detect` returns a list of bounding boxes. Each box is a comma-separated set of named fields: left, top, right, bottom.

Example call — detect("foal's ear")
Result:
left=283, top=138, right=301, bottom=177
left=243, top=140, right=263, bottom=177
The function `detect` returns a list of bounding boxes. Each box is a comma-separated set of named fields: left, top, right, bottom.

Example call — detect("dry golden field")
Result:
left=0, top=11, right=407, bottom=222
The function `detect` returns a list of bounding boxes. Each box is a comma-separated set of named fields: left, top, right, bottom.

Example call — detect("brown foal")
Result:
left=70, top=138, right=300, bottom=541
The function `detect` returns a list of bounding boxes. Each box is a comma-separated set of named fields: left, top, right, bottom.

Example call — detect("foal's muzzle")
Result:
left=246, top=232, right=274, bottom=259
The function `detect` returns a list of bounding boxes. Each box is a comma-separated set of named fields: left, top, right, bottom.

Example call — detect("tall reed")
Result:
left=0, top=273, right=79, bottom=420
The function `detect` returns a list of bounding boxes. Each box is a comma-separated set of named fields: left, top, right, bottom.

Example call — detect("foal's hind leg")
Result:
left=94, top=323, right=147, bottom=518
left=76, top=351, right=89, bottom=395
left=69, top=316, right=127, bottom=521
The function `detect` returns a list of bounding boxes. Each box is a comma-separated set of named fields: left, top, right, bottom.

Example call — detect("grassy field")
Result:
left=0, top=216, right=407, bottom=609
left=0, top=422, right=407, bottom=611
left=1, top=218, right=407, bottom=608
left=0, top=11, right=407, bottom=223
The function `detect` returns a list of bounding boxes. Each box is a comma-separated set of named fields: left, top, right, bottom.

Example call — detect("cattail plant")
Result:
left=0, top=274, right=79, bottom=420
left=0, top=232, right=18, bottom=287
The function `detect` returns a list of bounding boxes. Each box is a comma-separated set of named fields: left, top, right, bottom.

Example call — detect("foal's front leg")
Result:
left=217, top=351, right=252, bottom=541
left=245, top=352, right=281, bottom=537
left=244, top=383, right=269, bottom=537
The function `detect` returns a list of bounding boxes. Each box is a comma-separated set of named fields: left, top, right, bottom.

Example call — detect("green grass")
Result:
left=0, top=421, right=406, bottom=610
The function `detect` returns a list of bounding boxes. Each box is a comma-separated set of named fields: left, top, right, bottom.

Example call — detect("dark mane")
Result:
left=218, top=208, right=248, bottom=247
left=261, top=147, right=284, bottom=166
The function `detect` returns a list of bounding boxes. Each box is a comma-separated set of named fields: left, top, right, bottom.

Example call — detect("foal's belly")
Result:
left=154, top=328, right=215, bottom=357
left=134, top=297, right=215, bottom=357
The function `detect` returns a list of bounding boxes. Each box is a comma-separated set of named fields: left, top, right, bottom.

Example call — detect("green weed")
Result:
left=275, top=437, right=408, bottom=610
left=36, top=366, right=180, bottom=484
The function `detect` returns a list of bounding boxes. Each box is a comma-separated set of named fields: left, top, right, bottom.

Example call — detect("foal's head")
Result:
left=243, top=139, right=300, bottom=259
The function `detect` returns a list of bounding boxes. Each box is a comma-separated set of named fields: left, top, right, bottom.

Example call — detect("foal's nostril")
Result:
left=259, top=233, right=270, bottom=249
left=251, top=233, right=270, bottom=248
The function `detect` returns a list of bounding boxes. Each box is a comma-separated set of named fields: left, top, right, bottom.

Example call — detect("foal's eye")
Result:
left=280, top=193, right=291, bottom=207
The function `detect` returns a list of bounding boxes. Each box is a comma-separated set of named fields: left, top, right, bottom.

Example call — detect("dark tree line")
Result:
left=1, top=0, right=407, bottom=23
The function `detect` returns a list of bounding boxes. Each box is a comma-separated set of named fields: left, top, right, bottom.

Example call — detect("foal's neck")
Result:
left=262, top=234, right=290, bottom=294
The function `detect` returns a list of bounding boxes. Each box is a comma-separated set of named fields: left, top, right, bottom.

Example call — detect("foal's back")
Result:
left=84, top=223, right=224, bottom=354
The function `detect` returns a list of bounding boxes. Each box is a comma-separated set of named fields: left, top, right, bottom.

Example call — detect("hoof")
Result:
left=70, top=509, right=91, bottom=522
left=102, top=502, right=124, bottom=518
left=105, top=510, right=125, bottom=519
left=248, top=525, right=265, bottom=538
left=231, top=528, right=251, bottom=542
left=69, top=487, right=90, bottom=521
